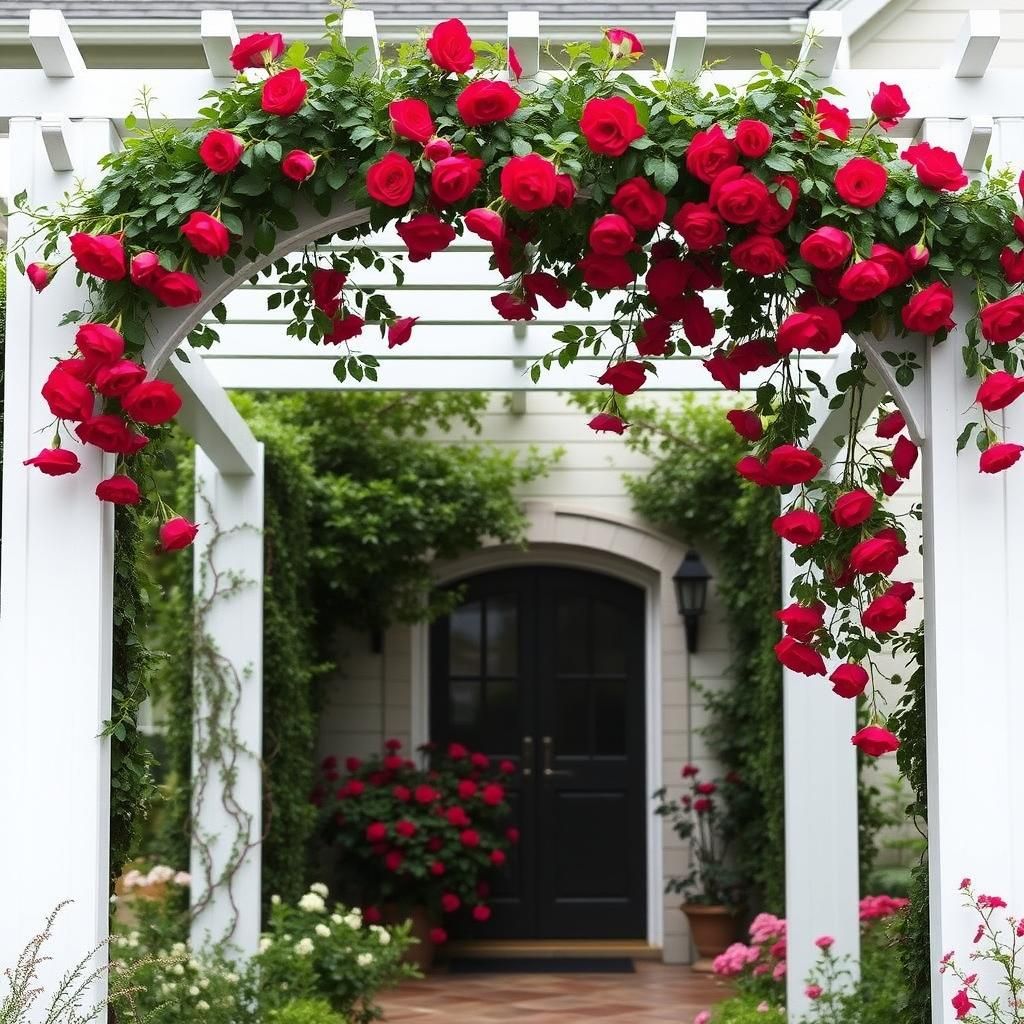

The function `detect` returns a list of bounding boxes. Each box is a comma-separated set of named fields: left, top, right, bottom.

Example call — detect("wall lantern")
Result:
left=673, top=550, right=712, bottom=655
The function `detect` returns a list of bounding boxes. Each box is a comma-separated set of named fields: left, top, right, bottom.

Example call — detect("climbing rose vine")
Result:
left=12, top=13, right=1024, bottom=747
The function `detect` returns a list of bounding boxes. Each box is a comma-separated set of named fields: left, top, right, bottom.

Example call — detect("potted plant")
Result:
left=654, top=763, right=743, bottom=969
left=315, top=739, right=518, bottom=971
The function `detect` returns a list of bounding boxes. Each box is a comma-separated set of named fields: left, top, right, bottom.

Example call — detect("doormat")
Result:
left=447, top=957, right=636, bottom=974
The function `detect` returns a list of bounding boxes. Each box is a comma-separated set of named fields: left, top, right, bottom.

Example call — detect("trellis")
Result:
left=0, top=8, right=1022, bottom=1023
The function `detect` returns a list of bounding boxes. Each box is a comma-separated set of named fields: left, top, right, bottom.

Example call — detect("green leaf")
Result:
left=233, top=173, right=269, bottom=196
left=643, top=155, right=678, bottom=193
left=511, top=137, right=533, bottom=157
left=254, top=220, right=276, bottom=255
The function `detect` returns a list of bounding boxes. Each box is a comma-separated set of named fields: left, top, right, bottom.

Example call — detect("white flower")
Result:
left=121, top=869, right=144, bottom=890
left=259, top=937, right=273, bottom=953
left=199, top=977, right=210, bottom=989
left=294, top=937, right=315, bottom=956
left=310, top=882, right=329, bottom=898
left=315, top=924, right=331, bottom=938
left=147, top=865, right=175, bottom=885
left=171, top=942, right=187, bottom=957
left=357, top=953, right=374, bottom=967
left=225, top=972, right=239, bottom=984
left=331, top=913, right=343, bottom=925
left=371, top=925, right=391, bottom=946
left=173, top=871, right=191, bottom=887
left=160, top=983, right=173, bottom=995
left=343, top=913, right=362, bottom=930
left=196, top=1001, right=210, bottom=1012
left=271, top=894, right=281, bottom=905
left=172, top=964, right=185, bottom=976
left=298, top=892, right=326, bottom=913
left=188, top=986, right=200, bottom=997
left=109, top=894, right=118, bottom=905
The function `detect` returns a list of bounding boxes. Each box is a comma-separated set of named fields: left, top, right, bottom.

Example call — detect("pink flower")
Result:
left=693, top=1013, right=711, bottom=1024
left=749, top=913, right=786, bottom=944
left=805, top=985, right=823, bottom=1000
left=952, top=988, right=975, bottom=1020
left=960, top=878, right=972, bottom=890
left=978, top=894, right=1007, bottom=909
left=772, top=960, right=787, bottom=980
left=815, top=935, right=835, bottom=950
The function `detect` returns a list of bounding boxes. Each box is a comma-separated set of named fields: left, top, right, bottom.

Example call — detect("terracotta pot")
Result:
left=681, top=903, right=737, bottom=972
left=381, top=903, right=436, bottom=973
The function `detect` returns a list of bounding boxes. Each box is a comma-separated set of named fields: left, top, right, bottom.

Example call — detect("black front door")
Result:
left=429, top=566, right=647, bottom=940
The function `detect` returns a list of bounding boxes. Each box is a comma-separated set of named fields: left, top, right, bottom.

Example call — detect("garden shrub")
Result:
left=267, top=1000, right=347, bottom=1024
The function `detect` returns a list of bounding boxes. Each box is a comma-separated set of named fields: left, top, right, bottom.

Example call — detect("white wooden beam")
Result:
left=964, top=115, right=993, bottom=172
left=946, top=9, right=1000, bottom=79
left=507, top=10, right=540, bottom=80
left=798, top=9, right=845, bottom=78
left=40, top=113, right=74, bottom=171
left=201, top=10, right=240, bottom=79
left=29, top=9, right=85, bottom=78
left=341, top=9, right=380, bottom=78
left=160, top=351, right=261, bottom=477
left=666, top=12, right=707, bottom=80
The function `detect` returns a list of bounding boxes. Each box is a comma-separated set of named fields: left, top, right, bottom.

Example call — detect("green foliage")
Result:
left=267, top=1000, right=347, bottom=1024
left=708, top=995, right=785, bottom=1024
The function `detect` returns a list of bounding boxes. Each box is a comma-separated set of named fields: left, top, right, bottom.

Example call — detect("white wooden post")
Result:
left=189, top=444, right=265, bottom=957
left=782, top=539, right=861, bottom=1019
left=0, top=116, right=118, bottom=992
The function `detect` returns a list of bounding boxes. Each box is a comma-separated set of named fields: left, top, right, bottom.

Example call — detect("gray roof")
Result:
left=0, top=1, right=819, bottom=22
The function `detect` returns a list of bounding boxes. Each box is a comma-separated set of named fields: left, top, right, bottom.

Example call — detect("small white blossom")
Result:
left=357, top=953, right=374, bottom=967
left=199, top=977, right=209, bottom=989
left=225, top=972, right=239, bottom=984
left=173, top=871, right=191, bottom=887
left=109, top=894, right=118, bottom=905
left=171, top=942, right=187, bottom=957
left=298, top=892, right=326, bottom=913
left=271, top=894, right=281, bottom=905
left=188, top=987, right=200, bottom=997
left=147, top=865, right=175, bottom=885
left=315, top=924, right=331, bottom=938
left=172, top=964, right=185, bottom=976
left=259, top=937, right=273, bottom=953
left=343, top=913, right=362, bottom=930
left=310, top=882, right=329, bottom=898
left=331, top=913, right=343, bottom=925
left=294, top=937, right=315, bottom=956
left=371, top=925, right=391, bottom=946
left=196, top=1001, right=210, bottom=1012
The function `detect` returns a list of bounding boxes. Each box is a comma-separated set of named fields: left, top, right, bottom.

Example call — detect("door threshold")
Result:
left=445, top=939, right=662, bottom=961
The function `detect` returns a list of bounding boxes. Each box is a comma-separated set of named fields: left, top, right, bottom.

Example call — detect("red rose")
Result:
left=481, top=783, right=504, bottom=806
left=27, top=262, right=52, bottom=291
left=554, top=173, right=576, bottom=208
left=877, top=409, right=906, bottom=438
left=311, top=268, right=347, bottom=310
left=757, top=176, right=799, bottom=234
left=871, top=82, right=909, bottom=128
left=635, top=316, right=671, bottom=356
left=325, top=315, right=364, bottom=343
left=160, top=517, right=199, bottom=552
left=777, top=306, right=843, bottom=355
left=673, top=202, right=725, bottom=251
left=870, top=243, right=911, bottom=287
left=472, top=904, right=492, bottom=922
left=646, top=260, right=689, bottom=304
left=1000, top=247, right=1024, bottom=285
left=389, top=98, right=435, bottom=144
left=431, top=155, right=484, bottom=204
left=685, top=124, right=738, bottom=184
left=42, top=367, right=94, bottom=422
left=589, top=413, right=626, bottom=434
left=95, top=475, right=141, bottom=505
left=736, top=455, right=772, bottom=486
left=366, top=152, right=415, bottom=207
left=580, top=96, right=645, bottom=157
left=799, top=226, right=853, bottom=270
left=430, top=927, right=448, bottom=944
left=490, top=849, right=506, bottom=866
left=734, top=119, right=773, bottom=158
left=397, top=213, right=456, bottom=262
left=952, top=989, right=976, bottom=1021
left=464, top=207, right=505, bottom=243
left=123, top=380, right=183, bottom=426
left=598, top=360, right=646, bottom=395
left=388, top=317, right=418, bottom=349
left=491, top=292, right=536, bottom=321
left=731, top=235, right=787, bottom=276
left=849, top=533, right=905, bottom=575
left=524, top=272, right=569, bottom=309
left=726, top=409, right=763, bottom=441
left=23, top=447, right=80, bottom=476
left=892, top=435, right=918, bottom=478
left=838, top=260, right=891, bottom=302
left=456, top=80, right=521, bottom=125
left=765, top=445, right=822, bottom=485
left=901, top=282, right=954, bottom=334
left=230, top=32, right=283, bottom=70
left=835, top=157, right=888, bottom=207
left=578, top=253, right=635, bottom=290
left=76, top=323, right=124, bottom=363
left=775, top=602, right=824, bottom=641
left=589, top=213, right=635, bottom=256
left=980, top=442, right=1024, bottom=474
left=199, top=129, right=244, bottom=174
left=980, top=295, right=1024, bottom=344
left=1016, top=215, right=1024, bottom=242
left=772, top=508, right=823, bottom=546
left=705, top=354, right=741, bottom=391
left=500, top=153, right=557, bottom=211
left=509, top=47, right=523, bottom=80
left=70, top=233, right=126, bottom=281
left=261, top=68, right=307, bottom=116
left=774, top=635, right=826, bottom=676
left=611, top=177, right=667, bottom=230
left=130, top=251, right=160, bottom=287
left=424, top=137, right=452, bottom=162
left=715, top=174, right=769, bottom=224
left=881, top=471, right=903, bottom=495
left=852, top=725, right=900, bottom=757
left=861, top=593, right=908, bottom=633
left=366, top=822, right=388, bottom=843
left=457, top=779, right=477, bottom=800
left=460, top=828, right=480, bottom=848
left=830, top=663, right=869, bottom=699
left=282, top=149, right=316, bottom=182
left=76, top=414, right=145, bottom=454
left=181, top=211, right=231, bottom=258
left=605, top=27, right=644, bottom=55
left=814, top=98, right=851, bottom=140
left=395, top=819, right=417, bottom=838
left=427, top=19, right=475, bottom=73
left=902, top=142, right=967, bottom=191
left=977, top=370, right=1024, bottom=412
left=832, top=489, right=875, bottom=527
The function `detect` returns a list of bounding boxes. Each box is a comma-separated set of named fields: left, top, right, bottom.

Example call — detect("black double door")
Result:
left=429, top=566, right=647, bottom=940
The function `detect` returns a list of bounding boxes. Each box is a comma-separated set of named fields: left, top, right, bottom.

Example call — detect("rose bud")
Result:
left=830, top=663, right=869, bottom=699
left=281, top=149, right=316, bottom=182
left=27, top=262, right=53, bottom=292
left=160, top=517, right=200, bottom=552
left=424, top=137, right=453, bottom=163
left=95, top=474, right=142, bottom=505
left=131, top=251, right=162, bottom=287
left=851, top=725, right=900, bottom=757
left=904, top=243, right=930, bottom=270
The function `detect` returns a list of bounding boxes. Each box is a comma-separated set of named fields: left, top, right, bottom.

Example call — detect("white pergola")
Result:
left=0, top=8, right=1022, bottom=1022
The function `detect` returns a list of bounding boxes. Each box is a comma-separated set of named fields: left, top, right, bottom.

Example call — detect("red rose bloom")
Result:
left=481, top=783, right=505, bottom=806
left=397, top=213, right=456, bottom=262
left=862, top=592, right=908, bottom=633
left=901, top=283, right=955, bottom=334
left=877, top=409, right=906, bottom=438
left=500, top=153, right=557, bottom=211
left=42, top=367, right=93, bottom=422
left=23, top=447, right=80, bottom=476
left=181, top=211, right=231, bottom=258
left=980, top=295, right=1024, bottom=344
left=598, top=360, right=646, bottom=395
left=554, top=173, right=577, bottom=208
left=871, top=82, right=909, bottom=128
left=902, top=142, right=968, bottom=191
left=491, top=292, right=537, bottom=321
left=646, top=260, right=689, bottom=304
left=832, top=489, right=875, bottom=527
left=580, top=96, right=645, bottom=157
left=905, top=243, right=930, bottom=270
left=456, top=80, right=521, bottom=125
left=849, top=533, right=905, bottom=576
left=799, top=227, right=853, bottom=270
left=838, top=260, right=891, bottom=302
left=431, top=155, right=484, bottom=204
left=981, top=442, right=1024, bottom=474
left=772, top=509, right=823, bottom=546
left=774, top=635, right=826, bottom=676
left=282, top=150, right=316, bottom=182
left=835, top=157, right=888, bottom=207
left=524, top=272, right=569, bottom=309
left=635, top=317, right=671, bottom=356
left=830, top=663, right=869, bottom=699
left=589, top=213, right=635, bottom=256
left=605, top=27, right=644, bottom=55
left=199, top=129, right=244, bottom=174
left=460, top=828, right=480, bottom=848
left=160, top=517, right=199, bottom=552
left=673, top=203, right=725, bottom=251
left=726, top=409, right=763, bottom=442
left=892, top=435, right=918, bottom=478
left=123, top=380, right=183, bottom=426
left=230, top=32, right=283, bottom=70
left=757, top=176, right=799, bottom=234
left=731, top=235, right=787, bottom=276
left=424, top=137, right=452, bottom=162
left=427, top=19, right=475, bottom=74
left=705, top=354, right=741, bottom=391
left=813, top=98, right=851, bottom=140
left=130, top=251, right=160, bottom=287
left=366, top=152, right=415, bottom=207
left=96, top=477, right=142, bottom=507
left=852, top=725, right=900, bottom=757
left=611, top=177, right=667, bottom=230
left=389, top=98, right=435, bottom=143
left=978, top=370, right=1024, bottom=412
left=589, top=413, right=627, bottom=434
left=777, top=306, right=843, bottom=355
left=76, top=414, right=145, bottom=455
left=734, top=119, right=773, bottom=158
left=685, top=124, right=738, bottom=184
left=952, top=989, right=976, bottom=1021
left=464, top=207, right=505, bottom=243
left=578, top=253, right=635, bottom=290
left=775, top=602, right=824, bottom=641
left=472, top=904, right=492, bottom=922
left=27, top=263, right=52, bottom=291
left=1000, top=246, right=1024, bottom=285
left=388, top=317, right=417, bottom=349
left=76, top=323, right=124, bottom=363
left=70, top=233, right=126, bottom=281
left=324, top=315, right=365, bottom=343
left=881, top=471, right=903, bottom=496
left=765, top=445, right=822, bottom=485
left=715, top=175, right=769, bottom=225
left=736, top=455, right=772, bottom=486
left=261, top=68, right=307, bottom=116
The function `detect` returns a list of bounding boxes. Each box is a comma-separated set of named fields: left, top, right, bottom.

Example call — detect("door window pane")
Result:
left=485, top=677, right=519, bottom=754
left=593, top=678, right=627, bottom=755
left=555, top=677, right=590, bottom=755
left=593, top=600, right=627, bottom=675
left=556, top=594, right=589, bottom=674
left=450, top=600, right=482, bottom=676
left=486, top=594, right=518, bottom=676
left=449, top=678, right=482, bottom=742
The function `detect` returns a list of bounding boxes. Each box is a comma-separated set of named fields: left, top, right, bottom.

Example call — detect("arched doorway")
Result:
left=429, top=566, right=647, bottom=941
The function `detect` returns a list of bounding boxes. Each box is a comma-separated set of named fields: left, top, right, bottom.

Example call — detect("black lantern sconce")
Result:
left=673, top=550, right=712, bottom=654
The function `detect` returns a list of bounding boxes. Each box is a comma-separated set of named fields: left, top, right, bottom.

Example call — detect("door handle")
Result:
left=542, top=736, right=572, bottom=777
left=522, top=735, right=533, bottom=776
